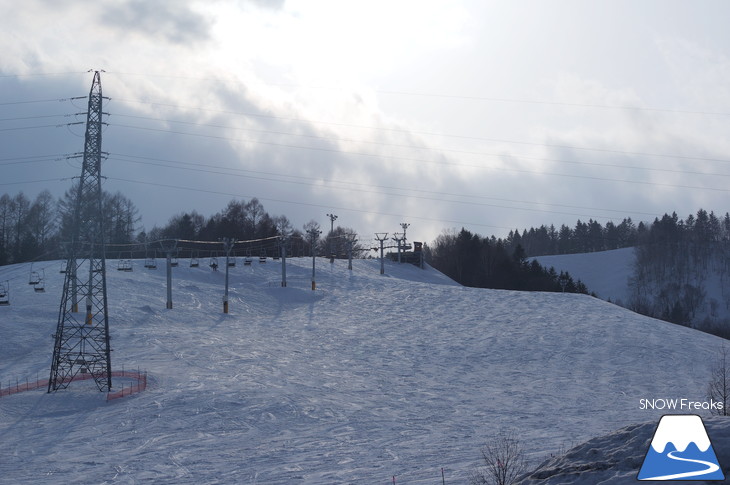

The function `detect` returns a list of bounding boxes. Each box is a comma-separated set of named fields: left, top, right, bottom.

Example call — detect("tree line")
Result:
left=426, top=228, right=590, bottom=294
left=0, top=189, right=367, bottom=265
left=0, top=188, right=139, bottom=265
left=628, top=209, right=730, bottom=337
left=502, top=217, right=642, bottom=257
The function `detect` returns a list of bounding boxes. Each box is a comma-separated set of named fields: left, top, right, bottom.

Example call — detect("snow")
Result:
left=0, top=256, right=727, bottom=483
left=534, top=247, right=635, bottom=304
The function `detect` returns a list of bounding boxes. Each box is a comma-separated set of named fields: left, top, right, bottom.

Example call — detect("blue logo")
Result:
left=638, top=415, right=724, bottom=481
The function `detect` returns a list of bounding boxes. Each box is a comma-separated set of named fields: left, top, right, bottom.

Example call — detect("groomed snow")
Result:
left=0, top=257, right=725, bottom=483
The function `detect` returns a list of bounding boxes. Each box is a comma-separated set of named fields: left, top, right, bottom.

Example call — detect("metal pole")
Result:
left=166, top=251, right=173, bottom=309
left=327, top=213, right=337, bottom=264
left=224, top=241, right=230, bottom=313
left=71, top=258, right=78, bottom=313
left=307, top=229, right=321, bottom=290
left=347, top=234, right=356, bottom=271
left=312, top=247, right=316, bottom=289
left=281, top=237, right=287, bottom=287
left=392, top=233, right=402, bottom=264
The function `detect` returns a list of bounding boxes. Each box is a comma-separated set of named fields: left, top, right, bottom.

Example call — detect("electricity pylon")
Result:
left=49, top=70, right=112, bottom=392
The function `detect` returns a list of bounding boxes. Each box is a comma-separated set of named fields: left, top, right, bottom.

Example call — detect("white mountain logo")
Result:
left=638, top=415, right=724, bottom=481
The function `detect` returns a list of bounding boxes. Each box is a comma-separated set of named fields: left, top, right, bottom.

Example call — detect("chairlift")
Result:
left=0, top=281, right=9, bottom=306
left=209, top=256, right=219, bottom=271
left=28, top=264, right=41, bottom=285
left=34, top=269, right=46, bottom=293
left=171, top=256, right=179, bottom=267
left=227, top=255, right=236, bottom=267
left=60, top=260, right=67, bottom=274
left=273, top=248, right=280, bottom=261
left=259, top=250, right=267, bottom=263
left=117, top=255, right=133, bottom=272
left=244, top=250, right=253, bottom=266
left=190, top=251, right=200, bottom=268
left=144, top=257, right=157, bottom=269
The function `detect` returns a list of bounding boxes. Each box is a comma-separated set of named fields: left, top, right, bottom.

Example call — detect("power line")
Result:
left=0, top=97, right=77, bottom=106
left=108, top=122, right=730, bottom=193
left=108, top=112, right=730, bottom=173
left=104, top=72, right=730, bottom=116
left=111, top=98, right=730, bottom=164
left=0, top=123, right=79, bottom=132
left=110, top=152, right=657, bottom=216
left=0, top=177, right=67, bottom=187
left=0, top=153, right=69, bottom=165
left=0, top=114, right=80, bottom=122
left=0, top=71, right=88, bottom=78
left=107, top=175, right=515, bottom=231
left=107, top=154, right=656, bottom=220
left=374, top=89, right=730, bottom=117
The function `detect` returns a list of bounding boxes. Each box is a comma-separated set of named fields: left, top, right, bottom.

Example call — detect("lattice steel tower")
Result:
left=49, top=70, right=112, bottom=392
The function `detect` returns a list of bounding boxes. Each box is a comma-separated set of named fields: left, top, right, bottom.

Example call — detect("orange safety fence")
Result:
left=0, top=369, right=147, bottom=401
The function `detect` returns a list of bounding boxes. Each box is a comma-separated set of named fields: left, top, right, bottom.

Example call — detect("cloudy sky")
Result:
left=2, top=0, right=730, bottom=246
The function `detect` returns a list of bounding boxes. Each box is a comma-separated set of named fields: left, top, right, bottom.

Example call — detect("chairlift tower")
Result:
left=374, top=233, right=389, bottom=275
left=307, top=228, right=321, bottom=290
left=326, top=213, right=337, bottom=263
left=49, top=70, right=112, bottom=392
left=400, top=223, right=410, bottom=247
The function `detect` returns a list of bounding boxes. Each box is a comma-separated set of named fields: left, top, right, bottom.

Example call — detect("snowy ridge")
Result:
left=0, top=257, right=725, bottom=483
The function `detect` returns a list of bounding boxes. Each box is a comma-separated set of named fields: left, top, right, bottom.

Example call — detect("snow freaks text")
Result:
left=639, top=398, right=724, bottom=412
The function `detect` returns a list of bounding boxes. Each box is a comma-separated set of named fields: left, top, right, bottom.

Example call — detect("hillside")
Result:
left=0, top=256, right=726, bottom=483
left=534, top=247, right=635, bottom=305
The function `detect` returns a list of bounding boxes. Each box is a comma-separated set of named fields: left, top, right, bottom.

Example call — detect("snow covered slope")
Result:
left=534, top=247, right=635, bottom=304
left=0, top=257, right=725, bottom=483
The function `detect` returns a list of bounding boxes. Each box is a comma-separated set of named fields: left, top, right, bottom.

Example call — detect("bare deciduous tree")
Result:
left=470, top=431, right=527, bottom=485
left=708, top=344, right=730, bottom=416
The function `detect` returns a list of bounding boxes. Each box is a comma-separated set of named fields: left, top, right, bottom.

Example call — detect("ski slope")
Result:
left=0, top=256, right=725, bottom=483
left=534, top=247, right=635, bottom=305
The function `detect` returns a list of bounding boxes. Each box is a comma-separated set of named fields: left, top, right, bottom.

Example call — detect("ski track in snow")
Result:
left=0, top=257, right=723, bottom=483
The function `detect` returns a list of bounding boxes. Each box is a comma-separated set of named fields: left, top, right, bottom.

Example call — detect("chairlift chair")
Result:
left=171, top=256, right=179, bottom=267
left=259, top=250, right=267, bottom=263
left=0, top=281, right=9, bottom=306
left=144, top=257, right=157, bottom=269
left=34, top=280, right=45, bottom=293
left=244, top=250, right=253, bottom=266
left=209, top=256, right=219, bottom=271
left=28, top=263, right=40, bottom=285
left=190, top=251, right=200, bottom=268
left=33, top=269, right=46, bottom=293
left=273, top=248, right=280, bottom=261
left=227, top=255, right=236, bottom=267
left=60, top=260, right=67, bottom=273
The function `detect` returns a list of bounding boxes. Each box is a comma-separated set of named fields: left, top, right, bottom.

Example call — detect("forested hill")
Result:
left=499, top=209, right=730, bottom=258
